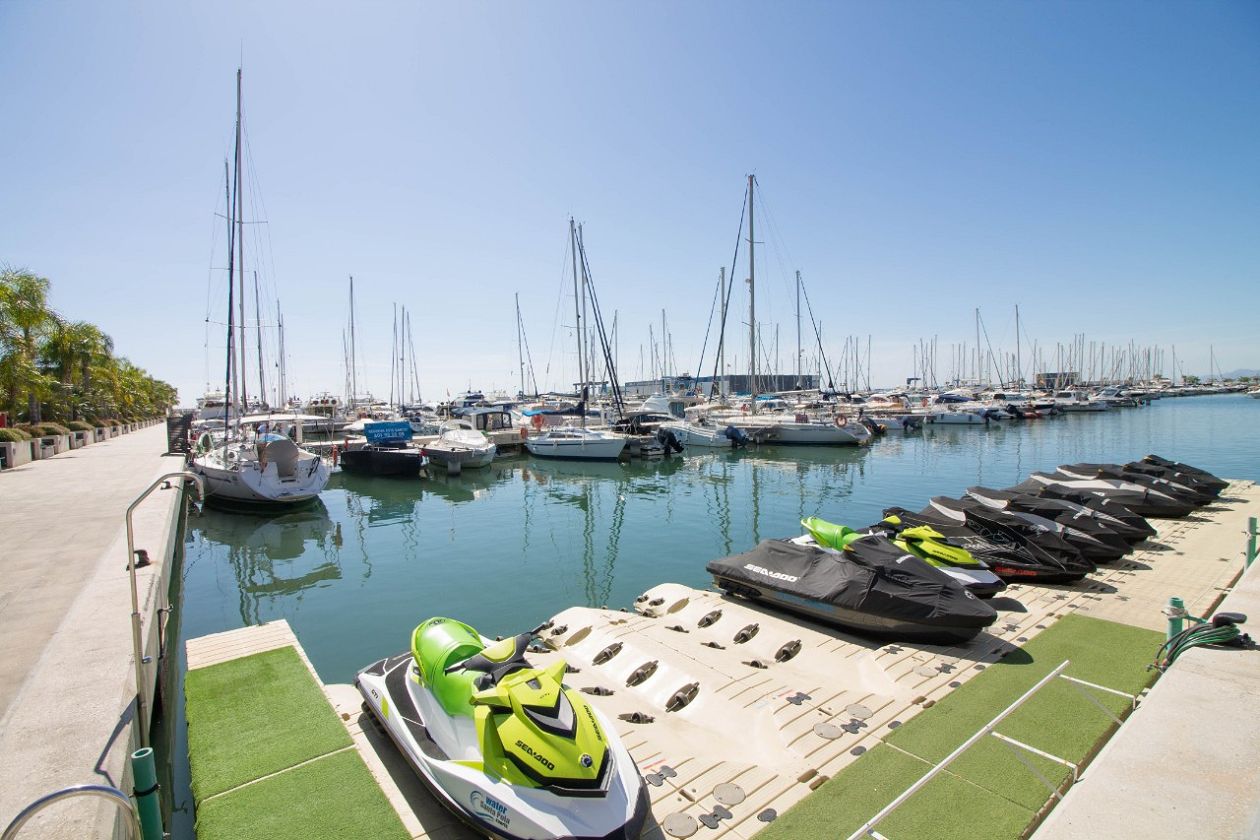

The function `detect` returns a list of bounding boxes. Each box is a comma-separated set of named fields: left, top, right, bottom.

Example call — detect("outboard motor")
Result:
left=656, top=428, right=684, bottom=454
left=900, top=416, right=923, bottom=432
left=724, top=425, right=750, bottom=448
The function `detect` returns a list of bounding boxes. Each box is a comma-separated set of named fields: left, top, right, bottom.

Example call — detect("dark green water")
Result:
left=179, top=394, right=1258, bottom=683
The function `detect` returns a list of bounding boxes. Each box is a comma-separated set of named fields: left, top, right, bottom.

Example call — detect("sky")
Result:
left=1, top=1, right=1257, bottom=405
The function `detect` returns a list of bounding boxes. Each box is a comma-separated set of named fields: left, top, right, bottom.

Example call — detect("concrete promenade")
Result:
left=1035, top=524, right=1260, bottom=840
left=0, top=423, right=188, bottom=836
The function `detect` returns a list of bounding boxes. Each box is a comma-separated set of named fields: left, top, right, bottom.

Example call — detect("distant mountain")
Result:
left=1223, top=369, right=1259, bottom=379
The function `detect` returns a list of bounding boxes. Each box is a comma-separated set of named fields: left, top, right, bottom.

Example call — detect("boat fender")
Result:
left=626, top=660, right=658, bottom=686
left=519, top=427, right=527, bottom=439
left=331, top=445, right=339, bottom=466
left=733, top=623, right=759, bottom=644
left=531, top=414, right=544, bottom=431
left=665, top=682, right=700, bottom=712
left=775, top=639, right=802, bottom=662
left=593, top=642, right=623, bottom=665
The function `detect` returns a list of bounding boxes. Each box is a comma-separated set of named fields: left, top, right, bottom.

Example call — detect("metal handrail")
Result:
left=128, top=471, right=204, bottom=748
left=2, top=784, right=141, bottom=840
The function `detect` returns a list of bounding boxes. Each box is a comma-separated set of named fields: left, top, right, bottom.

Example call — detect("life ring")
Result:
left=531, top=414, right=544, bottom=431
left=921, top=398, right=929, bottom=407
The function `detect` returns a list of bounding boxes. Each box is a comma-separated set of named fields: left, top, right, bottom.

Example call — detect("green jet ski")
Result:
left=356, top=617, right=649, bottom=839
left=801, top=515, right=1007, bottom=598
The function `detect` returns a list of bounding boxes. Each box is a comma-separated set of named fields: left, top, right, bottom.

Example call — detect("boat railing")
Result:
left=846, top=659, right=1142, bottom=840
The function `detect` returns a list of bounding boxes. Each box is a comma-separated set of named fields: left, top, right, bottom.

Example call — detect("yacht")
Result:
left=524, top=425, right=627, bottom=460
left=422, top=421, right=497, bottom=473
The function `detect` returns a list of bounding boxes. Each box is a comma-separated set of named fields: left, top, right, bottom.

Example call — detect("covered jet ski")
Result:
left=707, top=537, right=997, bottom=644
left=965, top=487, right=1136, bottom=558
left=1008, top=480, right=1157, bottom=540
left=356, top=618, right=649, bottom=840
left=801, top=516, right=1006, bottom=598
left=1022, top=472, right=1196, bottom=518
left=969, top=485, right=1152, bottom=544
left=921, top=499, right=1095, bottom=582
left=882, top=505, right=1087, bottom=583
left=1140, top=455, right=1229, bottom=494
left=1056, top=463, right=1213, bottom=506
left=1121, top=461, right=1224, bottom=499
left=936, top=494, right=1122, bottom=564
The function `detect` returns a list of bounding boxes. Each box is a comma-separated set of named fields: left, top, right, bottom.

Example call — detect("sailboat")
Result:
left=716, top=175, right=872, bottom=446
left=191, top=69, right=329, bottom=508
left=524, top=219, right=628, bottom=461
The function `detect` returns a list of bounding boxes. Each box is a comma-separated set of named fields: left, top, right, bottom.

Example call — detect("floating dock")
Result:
left=179, top=479, right=1258, bottom=839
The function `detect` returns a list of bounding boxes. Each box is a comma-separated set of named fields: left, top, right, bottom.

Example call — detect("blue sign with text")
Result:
left=364, top=421, right=413, bottom=443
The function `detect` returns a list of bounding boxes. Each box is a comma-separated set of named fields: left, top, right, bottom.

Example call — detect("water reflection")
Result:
left=192, top=501, right=342, bottom=625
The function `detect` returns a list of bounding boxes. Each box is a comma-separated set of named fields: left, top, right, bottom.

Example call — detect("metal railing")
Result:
left=128, top=471, right=203, bottom=748
left=1, top=785, right=140, bottom=840
left=848, top=660, right=1141, bottom=840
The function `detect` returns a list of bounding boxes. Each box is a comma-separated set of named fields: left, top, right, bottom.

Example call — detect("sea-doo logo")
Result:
left=515, top=739, right=556, bottom=771
left=469, top=791, right=511, bottom=828
left=744, top=564, right=798, bottom=583
left=583, top=704, right=605, bottom=742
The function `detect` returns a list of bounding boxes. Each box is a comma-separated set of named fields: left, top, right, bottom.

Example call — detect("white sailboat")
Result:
left=524, top=219, right=627, bottom=461
left=191, top=69, right=328, bottom=508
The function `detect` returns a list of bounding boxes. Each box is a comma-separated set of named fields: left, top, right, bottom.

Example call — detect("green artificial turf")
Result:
left=757, top=614, right=1163, bottom=840
left=185, top=646, right=352, bottom=799
left=194, top=748, right=409, bottom=840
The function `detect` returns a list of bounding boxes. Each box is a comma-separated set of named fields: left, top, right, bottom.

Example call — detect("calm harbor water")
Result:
left=177, top=394, right=1258, bottom=684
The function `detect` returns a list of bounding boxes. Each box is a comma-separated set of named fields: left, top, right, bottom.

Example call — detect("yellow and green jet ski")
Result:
left=801, top=515, right=1007, bottom=598
left=356, top=617, right=649, bottom=839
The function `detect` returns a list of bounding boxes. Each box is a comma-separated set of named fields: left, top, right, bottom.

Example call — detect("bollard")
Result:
left=131, top=747, right=163, bottom=840
left=1248, top=517, right=1257, bottom=569
left=1164, top=596, right=1185, bottom=641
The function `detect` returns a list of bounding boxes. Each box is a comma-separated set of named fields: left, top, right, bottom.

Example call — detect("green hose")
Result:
left=1153, top=616, right=1250, bottom=671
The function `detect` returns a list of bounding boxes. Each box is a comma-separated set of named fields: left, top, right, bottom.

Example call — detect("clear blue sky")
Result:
left=2, top=1, right=1257, bottom=403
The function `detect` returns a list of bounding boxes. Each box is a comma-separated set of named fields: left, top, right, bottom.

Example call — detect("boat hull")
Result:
left=524, top=435, right=626, bottom=461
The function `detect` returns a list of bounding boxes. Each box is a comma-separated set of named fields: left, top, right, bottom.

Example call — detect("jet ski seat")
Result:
left=446, top=632, right=533, bottom=689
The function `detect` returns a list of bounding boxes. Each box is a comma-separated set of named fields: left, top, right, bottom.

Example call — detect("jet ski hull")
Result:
left=356, top=653, right=649, bottom=840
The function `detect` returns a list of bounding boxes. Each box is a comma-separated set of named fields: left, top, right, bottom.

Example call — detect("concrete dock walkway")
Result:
left=0, top=423, right=187, bottom=836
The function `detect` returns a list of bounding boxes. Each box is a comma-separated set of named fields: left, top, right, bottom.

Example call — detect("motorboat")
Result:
left=423, top=421, right=497, bottom=474
left=339, top=421, right=426, bottom=477
left=657, top=418, right=748, bottom=449
left=357, top=618, right=649, bottom=840
left=707, top=537, right=997, bottom=644
left=1053, top=391, right=1110, bottom=412
left=524, top=426, right=627, bottom=461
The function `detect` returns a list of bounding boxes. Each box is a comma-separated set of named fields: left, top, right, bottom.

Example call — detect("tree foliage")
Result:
left=1, top=266, right=176, bottom=423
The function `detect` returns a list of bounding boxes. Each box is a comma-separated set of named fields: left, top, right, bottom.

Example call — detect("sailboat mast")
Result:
left=1015, top=304, right=1021, bottom=390
left=795, top=269, right=801, bottom=388
left=223, top=159, right=236, bottom=428
left=747, top=174, right=757, bottom=407
left=719, top=267, right=726, bottom=401
left=349, top=275, right=358, bottom=409
left=276, top=301, right=286, bottom=406
left=516, top=292, right=525, bottom=396
left=254, top=271, right=266, bottom=406
left=235, top=68, right=248, bottom=413
left=572, top=219, right=584, bottom=405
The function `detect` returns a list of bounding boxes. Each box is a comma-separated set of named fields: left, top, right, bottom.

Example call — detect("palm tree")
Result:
left=0, top=268, right=57, bottom=423
left=42, top=319, right=114, bottom=420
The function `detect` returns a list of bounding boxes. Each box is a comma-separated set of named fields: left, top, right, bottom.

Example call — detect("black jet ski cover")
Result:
left=1057, top=464, right=1212, bottom=505
left=1141, top=455, right=1229, bottom=492
left=1122, top=461, right=1223, bottom=498
left=706, top=538, right=996, bottom=630
left=1009, top=480, right=1156, bottom=538
left=925, top=498, right=1096, bottom=580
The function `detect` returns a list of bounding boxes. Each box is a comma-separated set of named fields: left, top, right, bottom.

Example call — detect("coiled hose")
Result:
left=1153, top=612, right=1250, bottom=671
